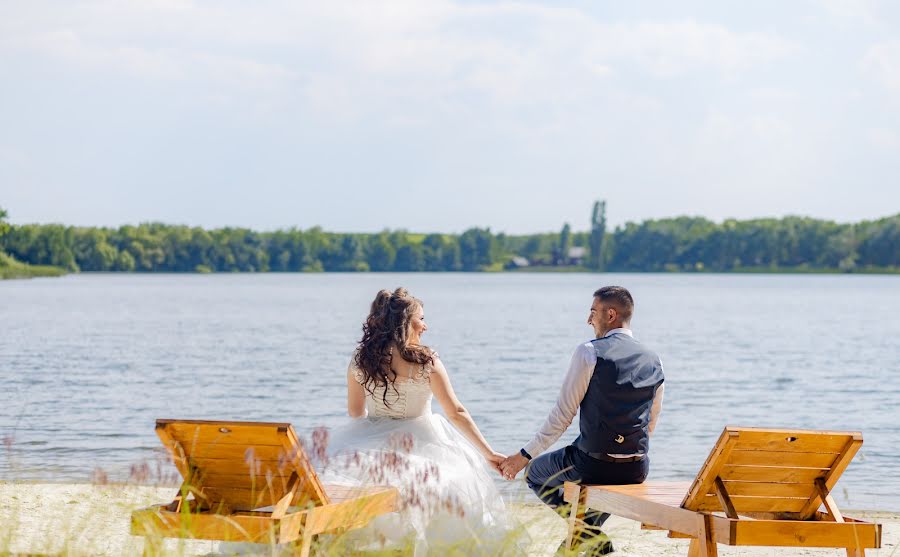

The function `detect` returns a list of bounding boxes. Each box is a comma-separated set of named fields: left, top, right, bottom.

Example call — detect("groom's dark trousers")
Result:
left=525, top=445, right=649, bottom=527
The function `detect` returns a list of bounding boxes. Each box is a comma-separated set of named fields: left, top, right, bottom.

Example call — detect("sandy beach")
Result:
left=0, top=482, right=896, bottom=556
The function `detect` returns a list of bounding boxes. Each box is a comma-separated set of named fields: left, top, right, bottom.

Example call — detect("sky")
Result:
left=1, top=0, right=899, bottom=234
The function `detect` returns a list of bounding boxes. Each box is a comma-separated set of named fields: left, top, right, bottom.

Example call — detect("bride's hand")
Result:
left=485, top=451, right=506, bottom=474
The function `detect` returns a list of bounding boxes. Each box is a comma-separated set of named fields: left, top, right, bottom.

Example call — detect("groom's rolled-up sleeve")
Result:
left=523, top=343, right=596, bottom=458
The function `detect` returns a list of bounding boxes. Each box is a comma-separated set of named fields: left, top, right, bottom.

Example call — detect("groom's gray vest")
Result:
left=574, top=332, right=664, bottom=457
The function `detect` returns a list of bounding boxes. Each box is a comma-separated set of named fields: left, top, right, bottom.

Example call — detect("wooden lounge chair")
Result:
left=131, top=419, right=399, bottom=557
left=563, top=427, right=881, bottom=556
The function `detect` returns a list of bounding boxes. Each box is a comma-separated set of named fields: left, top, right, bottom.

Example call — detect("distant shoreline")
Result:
left=2, top=211, right=897, bottom=277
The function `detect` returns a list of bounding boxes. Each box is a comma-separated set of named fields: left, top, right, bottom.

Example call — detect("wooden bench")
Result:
left=131, top=419, right=399, bottom=557
left=563, top=427, right=882, bottom=556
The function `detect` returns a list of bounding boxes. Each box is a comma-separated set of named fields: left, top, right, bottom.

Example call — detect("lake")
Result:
left=1, top=273, right=898, bottom=510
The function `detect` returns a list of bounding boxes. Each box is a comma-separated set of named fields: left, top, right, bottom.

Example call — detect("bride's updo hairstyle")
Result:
left=355, top=288, right=434, bottom=405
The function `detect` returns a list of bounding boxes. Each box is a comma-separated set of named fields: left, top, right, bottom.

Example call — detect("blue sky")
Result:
left=1, top=0, right=899, bottom=233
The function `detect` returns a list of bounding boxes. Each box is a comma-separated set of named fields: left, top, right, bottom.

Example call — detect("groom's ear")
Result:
left=607, top=306, right=619, bottom=322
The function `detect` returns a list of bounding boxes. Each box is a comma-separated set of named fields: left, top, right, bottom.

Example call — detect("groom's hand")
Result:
left=499, top=453, right=528, bottom=480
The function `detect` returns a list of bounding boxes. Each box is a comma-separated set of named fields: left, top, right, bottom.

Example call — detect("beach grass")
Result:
left=2, top=480, right=897, bottom=556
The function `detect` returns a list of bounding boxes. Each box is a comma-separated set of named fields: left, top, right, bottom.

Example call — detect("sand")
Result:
left=0, top=482, right=896, bottom=556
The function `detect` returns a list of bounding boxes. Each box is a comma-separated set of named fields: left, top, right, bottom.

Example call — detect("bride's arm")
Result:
left=347, top=367, right=366, bottom=418
left=430, top=357, right=502, bottom=462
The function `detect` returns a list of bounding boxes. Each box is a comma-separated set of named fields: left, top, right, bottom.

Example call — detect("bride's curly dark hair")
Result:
left=355, top=288, right=434, bottom=407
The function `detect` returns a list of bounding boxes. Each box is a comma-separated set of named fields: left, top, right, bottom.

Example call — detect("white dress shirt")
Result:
left=523, top=328, right=664, bottom=458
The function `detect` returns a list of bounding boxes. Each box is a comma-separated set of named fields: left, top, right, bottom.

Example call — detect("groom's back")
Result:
left=576, top=333, right=664, bottom=457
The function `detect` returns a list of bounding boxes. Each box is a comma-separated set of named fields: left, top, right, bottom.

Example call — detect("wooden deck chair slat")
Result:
left=718, top=464, right=828, bottom=483
left=179, top=444, right=289, bottom=461
left=799, top=434, right=863, bottom=519
left=199, top=472, right=299, bottom=490
left=164, top=420, right=287, bottom=447
left=188, top=458, right=294, bottom=477
left=574, top=481, right=691, bottom=507
left=731, top=518, right=881, bottom=548
left=580, top=483, right=704, bottom=538
left=682, top=428, right=740, bottom=509
left=155, top=421, right=192, bottom=482
left=730, top=429, right=852, bottom=453
left=197, top=487, right=275, bottom=511
left=283, top=425, right=330, bottom=506
left=710, top=481, right=816, bottom=498
left=696, top=494, right=809, bottom=513
left=727, top=450, right=838, bottom=468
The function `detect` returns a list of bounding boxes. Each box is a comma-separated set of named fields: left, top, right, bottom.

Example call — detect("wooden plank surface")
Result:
left=799, top=435, right=863, bottom=519
left=581, top=482, right=700, bottom=537
left=196, top=471, right=298, bottom=490
left=174, top=444, right=291, bottom=462
left=154, top=419, right=330, bottom=509
left=196, top=486, right=279, bottom=510
left=283, top=425, right=330, bottom=506
left=323, top=484, right=398, bottom=503
left=729, top=429, right=854, bottom=454
left=186, top=458, right=294, bottom=478
left=717, top=464, right=828, bottom=483
left=728, top=450, right=838, bottom=468
left=163, top=421, right=286, bottom=447
left=304, top=487, right=400, bottom=536
left=711, top=481, right=815, bottom=498
left=695, top=494, right=809, bottom=513
left=131, top=505, right=294, bottom=542
left=731, top=518, right=880, bottom=548
left=682, top=429, right=739, bottom=510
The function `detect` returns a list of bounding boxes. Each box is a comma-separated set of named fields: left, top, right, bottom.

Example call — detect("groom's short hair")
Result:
left=593, top=286, right=634, bottom=322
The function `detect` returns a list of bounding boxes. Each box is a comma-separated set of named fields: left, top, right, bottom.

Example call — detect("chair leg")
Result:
left=565, top=485, right=585, bottom=550
left=687, top=539, right=701, bottom=557
left=846, top=549, right=864, bottom=557
left=687, top=514, right=718, bottom=557
left=293, top=533, right=312, bottom=557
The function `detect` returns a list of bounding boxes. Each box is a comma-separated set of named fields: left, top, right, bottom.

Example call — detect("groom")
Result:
left=499, top=286, right=665, bottom=553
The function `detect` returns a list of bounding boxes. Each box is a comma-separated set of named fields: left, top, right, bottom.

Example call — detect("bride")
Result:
left=320, top=287, right=519, bottom=555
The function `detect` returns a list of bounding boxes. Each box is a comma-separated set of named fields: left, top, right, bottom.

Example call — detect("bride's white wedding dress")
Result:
left=319, top=354, right=519, bottom=555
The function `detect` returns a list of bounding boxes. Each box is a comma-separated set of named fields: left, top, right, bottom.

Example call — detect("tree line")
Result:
left=1, top=204, right=897, bottom=273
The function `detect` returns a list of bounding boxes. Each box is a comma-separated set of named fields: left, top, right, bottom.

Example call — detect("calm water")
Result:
left=1, top=273, right=898, bottom=510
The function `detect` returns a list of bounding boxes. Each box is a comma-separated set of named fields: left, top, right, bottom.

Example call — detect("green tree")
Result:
left=589, top=200, right=606, bottom=271
left=367, top=233, right=396, bottom=271
left=72, top=228, right=119, bottom=271
left=0, top=206, right=9, bottom=242
left=395, top=244, right=425, bottom=271
left=857, top=215, right=900, bottom=268
left=459, top=228, right=496, bottom=271
left=116, top=249, right=136, bottom=271
left=557, top=223, right=571, bottom=265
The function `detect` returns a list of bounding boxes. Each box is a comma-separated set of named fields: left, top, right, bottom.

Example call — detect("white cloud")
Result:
left=863, top=39, right=900, bottom=93
left=815, top=0, right=880, bottom=26
left=592, top=20, right=798, bottom=78
left=868, top=127, right=900, bottom=152
left=13, top=29, right=295, bottom=89
left=0, top=1, right=798, bottom=116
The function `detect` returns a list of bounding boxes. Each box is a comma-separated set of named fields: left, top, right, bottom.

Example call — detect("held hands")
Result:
left=485, top=451, right=506, bottom=474
left=499, top=453, right=528, bottom=481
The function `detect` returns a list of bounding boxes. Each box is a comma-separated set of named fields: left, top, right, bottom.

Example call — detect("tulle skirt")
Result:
left=318, top=413, right=522, bottom=556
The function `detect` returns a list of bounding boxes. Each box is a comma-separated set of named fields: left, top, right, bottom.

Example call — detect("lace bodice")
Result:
left=351, top=354, right=434, bottom=419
